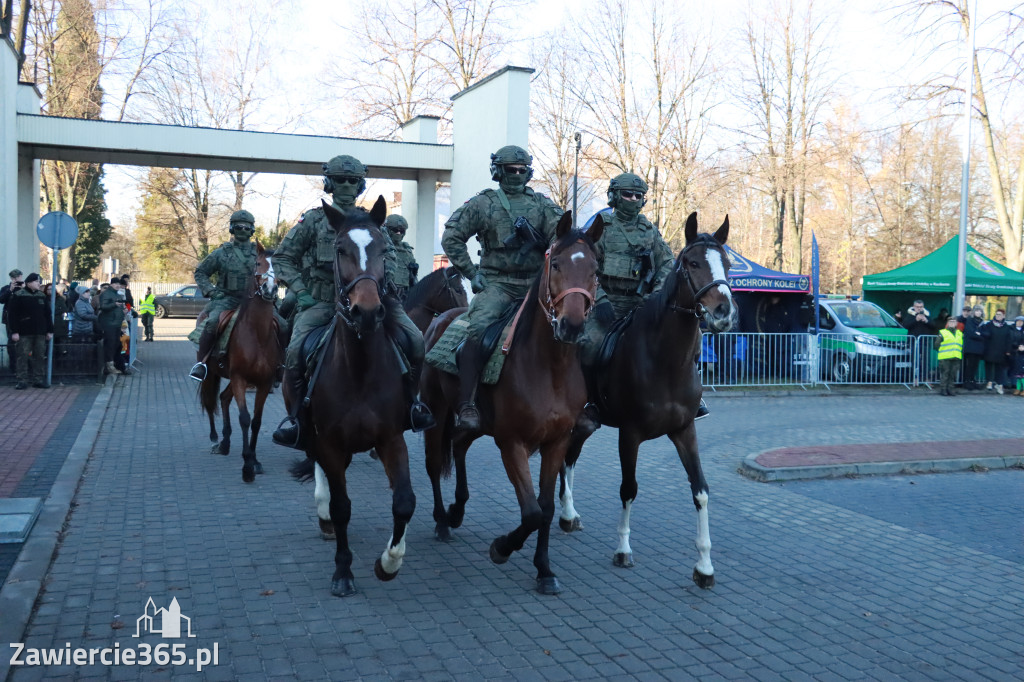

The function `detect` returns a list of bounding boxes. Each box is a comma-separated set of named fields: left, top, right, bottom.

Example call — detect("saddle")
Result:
left=584, top=309, right=636, bottom=416
left=425, top=299, right=522, bottom=385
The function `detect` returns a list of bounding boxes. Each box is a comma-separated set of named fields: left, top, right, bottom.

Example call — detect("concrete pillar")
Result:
left=1, top=41, right=20, bottom=289
left=400, top=116, right=440, bottom=274
left=448, top=66, right=534, bottom=271
left=17, top=83, right=41, bottom=273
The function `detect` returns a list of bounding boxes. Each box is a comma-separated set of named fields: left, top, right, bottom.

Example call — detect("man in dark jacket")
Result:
left=98, top=277, right=129, bottom=375
left=961, top=304, right=987, bottom=389
left=7, top=273, right=54, bottom=389
left=982, top=309, right=1012, bottom=393
left=1, top=268, right=24, bottom=373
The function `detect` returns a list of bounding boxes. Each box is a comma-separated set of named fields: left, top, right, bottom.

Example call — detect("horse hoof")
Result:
left=434, top=525, right=451, bottom=542
left=446, top=504, right=465, bottom=529
left=374, top=558, right=399, bottom=582
left=559, top=516, right=583, bottom=533
left=536, top=576, right=562, bottom=595
left=253, top=461, right=264, bottom=475
left=318, top=518, right=335, bottom=540
left=330, top=578, right=356, bottom=597
left=242, top=466, right=255, bottom=483
left=692, top=568, right=715, bottom=589
left=612, top=552, right=635, bottom=568
left=489, top=539, right=510, bottom=565
left=218, top=445, right=230, bottom=456
left=210, top=444, right=224, bottom=455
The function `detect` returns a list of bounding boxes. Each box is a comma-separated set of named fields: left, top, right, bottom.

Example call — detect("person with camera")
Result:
left=7, top=273, right=53, bottom=389
left=1, top=268, right=26, bottom=374
left=441, top=144, right=564, bottom=432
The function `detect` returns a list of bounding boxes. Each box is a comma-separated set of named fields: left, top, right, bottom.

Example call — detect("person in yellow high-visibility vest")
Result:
left=138, top=287, right=157, bottom=342
left=933, top=316, right=963, bottom=396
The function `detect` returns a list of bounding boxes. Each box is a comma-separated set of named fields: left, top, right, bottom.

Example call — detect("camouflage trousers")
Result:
left=196, top=297, right=241, bottom=334
left=463, top=277, right=533, bottom=340
left=16, top=335, right=46, bottom=384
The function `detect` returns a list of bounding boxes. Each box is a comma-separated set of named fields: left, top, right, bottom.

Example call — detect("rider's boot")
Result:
left=454, top=338, right=484, bottom=432
left=694, top=399, right=710, bottom=420
left=404, top=361, right=436, bottom=432
left=188, top=325, right=219, bottom=381
left=574, top=402, right=601, bottom=438
left=272, top=368, right=307, bottom=448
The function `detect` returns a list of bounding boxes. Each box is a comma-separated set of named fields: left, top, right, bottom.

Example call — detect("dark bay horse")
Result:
left=199, top=244, right=282, bottom=483
left=289, top=196, right=415, bottom=597
left=404, top=267, right=468, bottom=333
left=558, top=212, right=735, bottom=589
left=421, top=212, right=603, bottom=595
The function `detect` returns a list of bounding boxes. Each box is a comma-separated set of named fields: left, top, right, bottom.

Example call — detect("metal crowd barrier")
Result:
left=1, top=340, right=106, bottom=383
left=702, top=332, right=951, bottom=389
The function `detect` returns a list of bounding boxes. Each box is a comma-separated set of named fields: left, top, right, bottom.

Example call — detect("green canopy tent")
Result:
left=862, top=237, right=1024, bottom=318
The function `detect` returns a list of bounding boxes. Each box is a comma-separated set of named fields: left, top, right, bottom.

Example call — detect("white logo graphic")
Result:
left=134, top=597, right=195, bottom=638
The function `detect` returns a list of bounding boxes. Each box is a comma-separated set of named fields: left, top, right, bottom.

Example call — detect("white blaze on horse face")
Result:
left=570, top=250, right=585, bottom=263
left=704, top=249, right=732, bottom=302
left=348, top=229, right=373, bottom=271
left=693, top=490, right=714, bottom=577
left=262, top=257, right=277, bottom=297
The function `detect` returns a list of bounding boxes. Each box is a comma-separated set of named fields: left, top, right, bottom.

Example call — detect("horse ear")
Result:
left=322, top=200, right=345, bottom=229
left=587, top=213, right=605, bottom=244
left=555, top=210, right=573, bottom=240
left=684, top=212, right=698, bottom=244
left=370, top=195, right=387, bottom=226
left=713, top=215, right=729, bottom=245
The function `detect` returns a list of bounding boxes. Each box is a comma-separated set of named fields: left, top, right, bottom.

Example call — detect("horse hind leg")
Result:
left=668, top=425, right=714, bottom=589
left=425, top=413, right=453, bottom=541
left=314, top=463, right=335, bottom=540
left=215, top=384, right=232, bottom=455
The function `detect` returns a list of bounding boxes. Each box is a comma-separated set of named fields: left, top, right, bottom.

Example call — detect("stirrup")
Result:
left=409, top=402, right=437, bottom=433
left=189, top=362, right=207, bottom=382
left=694, top=399, right=710, bottom=421
left=272, top=417, right=302, bottom=448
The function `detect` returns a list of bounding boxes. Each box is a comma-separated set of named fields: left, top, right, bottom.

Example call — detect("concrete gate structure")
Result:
left=1, top=37, right=533, bottom=330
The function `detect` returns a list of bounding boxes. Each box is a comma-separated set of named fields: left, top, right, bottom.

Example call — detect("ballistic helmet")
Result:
left=383, top=215, right=409, bottom=232
left=228, top=209, right=255, bottom=235
left=322, top=155, right=368, bottom=194
left=607, top=173, right=648, bottom=208
left=489, top=145, right=533, bottom=182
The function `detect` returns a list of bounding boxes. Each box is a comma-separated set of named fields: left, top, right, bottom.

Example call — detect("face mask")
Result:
left=615, top=199, right=641, bottom=220
left=499, top=168, right=529, bottom=195
left=332, top=183, right=361, bottom=207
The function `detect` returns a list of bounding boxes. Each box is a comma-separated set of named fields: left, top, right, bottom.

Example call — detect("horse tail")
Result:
left=199, top=373, right=220, bottom=418
left=289, top=457, right=315, bottom=483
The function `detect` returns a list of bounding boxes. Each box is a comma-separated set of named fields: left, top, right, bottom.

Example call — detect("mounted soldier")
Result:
left=189, top=209, right=268, bottom=381
left=271, top=155, right=435, bottom=447
left=382, top=214, right=419, bottom=302
left=578, top=172, right=709, bottom=430
left=441, top=144, right=564, bottom=432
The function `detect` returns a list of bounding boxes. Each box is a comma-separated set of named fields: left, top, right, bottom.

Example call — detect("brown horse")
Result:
left=199, top=244, right=282, bottom=483
left=421, top=212, right=603, bottom=595
left=404, top=266, right=468, bottom=333
left=288, top=196, right=415, bottom=598
left=557, top=212, right=734, bottom=589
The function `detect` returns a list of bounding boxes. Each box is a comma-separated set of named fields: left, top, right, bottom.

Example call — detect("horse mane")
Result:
left=511, top=228, right=596, bottom=347
left=632, top=233, right=720, bottom=328
left=403, top=268, right=445, bottom=310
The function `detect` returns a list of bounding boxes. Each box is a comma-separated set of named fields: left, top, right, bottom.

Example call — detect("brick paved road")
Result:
left=7, top=338, right=1023, bottom=680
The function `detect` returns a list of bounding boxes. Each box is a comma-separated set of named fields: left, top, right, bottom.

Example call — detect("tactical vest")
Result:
left=221, top=242, right=257, bottom=295
left=475, top=188, right=552, bottom=277
left=600, top=214, right=660, bottom=293
left=937, top=329, right=963, bottom=360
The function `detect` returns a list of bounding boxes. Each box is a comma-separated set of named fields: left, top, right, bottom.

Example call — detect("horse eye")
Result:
left=551, top=260, right=560, bottom=271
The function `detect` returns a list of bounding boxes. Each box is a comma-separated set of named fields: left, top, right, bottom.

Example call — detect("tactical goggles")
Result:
left=391, top=228, right=407, bottom=236
left=231, top=222, right=254, bottom=230
left=330, top=176, right=362, bottom=185
left=504, top=166, right=530, bottom=175
left=619, top=190, right=645, bottom=201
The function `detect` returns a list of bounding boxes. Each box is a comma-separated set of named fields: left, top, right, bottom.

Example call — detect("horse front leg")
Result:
left=247, top=383, right=270, bottom=476
left=558, top=427, right=590, bottom=532
left=490, top=442, right=542, bottom=568
left=613, top=429, right=641, bottom=568
left=534, top=436, right=570, bottom=595
left=319, top=451, right=356, bottom=597
left=668, top=423, right=714, bottom=589
left=373, top=434, right=416, bottom=582
left=447, top=432, right=472, bottom=530
left=231, top=379, right=255, bottom=483
left=314, top=463, right=334, bottom=540
left=216, top=385, right=233, bottom=455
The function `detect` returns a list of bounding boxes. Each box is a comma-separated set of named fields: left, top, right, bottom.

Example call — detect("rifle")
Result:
left=503, top=216, right=546, bottom=255
left=632, top=248, right=655, bottom=295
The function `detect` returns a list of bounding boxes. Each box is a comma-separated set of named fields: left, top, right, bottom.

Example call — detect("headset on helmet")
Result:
left=607, top=172, right=649, bottom=209
left=489, top=145, right=534, bottom=183
left=322, top=155, right=368, bottom=195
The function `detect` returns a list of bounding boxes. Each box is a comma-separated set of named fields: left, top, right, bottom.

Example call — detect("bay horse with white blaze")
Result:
left=199, top=244, right=282, bottom=483
left=421, top=212, right=603, bottom=595
left=558, top=212, right=734, bottom=589
left=289, top=196, right=416, bottom=597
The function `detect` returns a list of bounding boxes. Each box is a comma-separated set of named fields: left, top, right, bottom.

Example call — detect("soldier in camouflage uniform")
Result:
left=188, top=209, right=262, bottom=381
left=578, top=172, right=708, bottom=428
left=382, top=214, right=419, bottom=302
left=441, top=145, right=564, bottom=431
left=271, top=155, right=434, bottom=447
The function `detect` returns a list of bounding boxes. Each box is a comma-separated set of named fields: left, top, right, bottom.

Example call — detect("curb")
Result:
left=739, top=452, right=1024, bottom=482
left=0, top=375, right=116, bottom=681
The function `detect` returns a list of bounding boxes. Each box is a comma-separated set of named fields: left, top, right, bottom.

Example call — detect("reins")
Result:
left=670, top=238, right=731, bottom=320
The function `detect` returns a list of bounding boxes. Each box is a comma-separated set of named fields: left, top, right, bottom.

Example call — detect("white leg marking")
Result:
left=559, top=465, right=578, bottom=521
left=379, top=530, right=407, bottom=575
left=615, top=500, right=633, bottom=557
left=694, top=491, right=714, bottom=576
left=348, top=229, right=373, bottom=271
left=314, top=463, right=330, bottom=521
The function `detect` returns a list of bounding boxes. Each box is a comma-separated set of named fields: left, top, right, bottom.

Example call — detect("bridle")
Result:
left=332, top=231, right=385, bottom=332
left=670, top=236, right=732, bottom=320
left=249, top=252, right=276, bottom=301
left=539, top=241, right=596, bottom=327
left=420, top=268, right=465, bottom=318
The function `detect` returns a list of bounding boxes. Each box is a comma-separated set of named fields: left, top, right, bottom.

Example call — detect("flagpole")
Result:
left=954, top=0, right=978, bottom=314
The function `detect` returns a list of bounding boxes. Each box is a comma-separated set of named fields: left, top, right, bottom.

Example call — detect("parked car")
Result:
left=815, top=299, right=912, bottom=383
left=153, top=285, right=208, bottom=318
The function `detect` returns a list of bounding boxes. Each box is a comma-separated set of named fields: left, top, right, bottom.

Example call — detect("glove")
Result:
left=296, top=291, right=316, bottom=311
left=471, top=272, right=488, bottom=294
left=209, top=289, right=226, bottom=300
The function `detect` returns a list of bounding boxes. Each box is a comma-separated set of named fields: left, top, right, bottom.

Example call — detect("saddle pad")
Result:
left=424, top=316, right=509, bottom=385
left=185, top=311, right=240, bottom=353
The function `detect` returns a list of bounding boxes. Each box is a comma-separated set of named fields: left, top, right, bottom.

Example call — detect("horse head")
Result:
left=678, top=213, right=735, bottom=333
left=541, top=211, right=603, bottom=343
left=254, top=242, right=277, bottom=301
left=323, top=195, right=389, bottom=336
